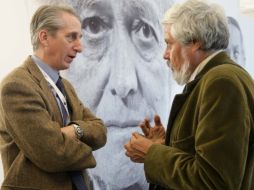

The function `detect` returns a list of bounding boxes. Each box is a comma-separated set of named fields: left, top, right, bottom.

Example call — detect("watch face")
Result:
left=77, top=127, right=83, bottom=136
left=73, top=124, right=83, bottom=139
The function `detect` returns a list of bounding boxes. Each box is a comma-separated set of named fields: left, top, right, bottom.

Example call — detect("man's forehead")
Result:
left=164, top=25, right=174, bottom=40
left=79, top=0, right=166, bottom=27
left=80, top=0, right=167, bottom=12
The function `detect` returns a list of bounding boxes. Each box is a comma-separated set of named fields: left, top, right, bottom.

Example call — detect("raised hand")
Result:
left=139, top=115, right=165, bottom=144
left=124, top=132, right=153, bottom=163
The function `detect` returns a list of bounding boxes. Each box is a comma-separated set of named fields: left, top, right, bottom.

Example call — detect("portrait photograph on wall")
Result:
left=0, top=0, right=254, bottom=189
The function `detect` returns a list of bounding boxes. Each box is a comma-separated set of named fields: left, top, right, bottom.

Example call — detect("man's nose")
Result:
left=108, top=52, right=138, bottom=99
left=74, top=39, right=83, bottom=53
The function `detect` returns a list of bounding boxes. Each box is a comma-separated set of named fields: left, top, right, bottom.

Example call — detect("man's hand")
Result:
left=139, top=115, right=165, bottom=144
left=124, top=115, right=165, bottom=163
left=124, top=133, right=154, bottom=163
left=61, top=125, right=76, bottom=139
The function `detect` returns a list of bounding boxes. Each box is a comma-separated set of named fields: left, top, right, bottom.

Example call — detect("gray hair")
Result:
left=30, top=4, right=80, bottom=51
left=162, top=0, right=229, bottom=51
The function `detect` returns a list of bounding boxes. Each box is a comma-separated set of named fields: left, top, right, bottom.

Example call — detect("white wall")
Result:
left=0, top=0, right=35, bottom=184
left=0, top=0, right=34, bottom=82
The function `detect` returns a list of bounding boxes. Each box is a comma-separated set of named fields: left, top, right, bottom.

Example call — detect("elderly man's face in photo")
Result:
left=34, top=0, right=174, bottom=189
left=227, top=19, right=246, bottom=67
left=67, top=0, right=174, bottom=189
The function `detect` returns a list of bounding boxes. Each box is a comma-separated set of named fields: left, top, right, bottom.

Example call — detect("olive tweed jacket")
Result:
left=0, top=56, right=107, bottom=190
left=145, top=52, right=254, bottom=190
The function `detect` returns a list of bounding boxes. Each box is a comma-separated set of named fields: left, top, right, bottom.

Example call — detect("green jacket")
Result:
left=0, top=56, right=107, bottom=190
left=145, top=52, right=254, bottom=190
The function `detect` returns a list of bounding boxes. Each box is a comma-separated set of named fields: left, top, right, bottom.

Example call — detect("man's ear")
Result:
left=38, top=29, right=49, bottom=47
left=191, top=41, right=202, bottom=52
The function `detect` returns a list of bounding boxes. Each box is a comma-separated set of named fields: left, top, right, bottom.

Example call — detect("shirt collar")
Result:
left=31, top=55, right=59, bottom=83
left=188, top=50, right=223, bottom=82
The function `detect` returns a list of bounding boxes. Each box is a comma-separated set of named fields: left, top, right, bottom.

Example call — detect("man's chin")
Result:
left=172, top=68, right=191, bottom=85
left=60, top=64, right=70, bottom=71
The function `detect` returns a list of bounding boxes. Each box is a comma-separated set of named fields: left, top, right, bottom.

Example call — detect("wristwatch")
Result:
left=72, top=124, right=84, bottom=139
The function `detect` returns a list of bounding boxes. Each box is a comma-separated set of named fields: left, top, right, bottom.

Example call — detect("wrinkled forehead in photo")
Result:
left=36, top=0, right=174, bottom=33
left=36, top=0, right=173, bottom=18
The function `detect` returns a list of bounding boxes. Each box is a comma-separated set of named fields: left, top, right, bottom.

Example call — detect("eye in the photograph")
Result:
left=82, top=16, right=110, bottom=36
left=132, top=19, right=158, bottom=43
left=131, top=19, right=159, bottom=61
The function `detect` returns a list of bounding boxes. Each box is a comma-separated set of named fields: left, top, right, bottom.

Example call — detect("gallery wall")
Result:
left=0, top=0, right=32, bottom=183
left=0, top=0, right=33, bottom=82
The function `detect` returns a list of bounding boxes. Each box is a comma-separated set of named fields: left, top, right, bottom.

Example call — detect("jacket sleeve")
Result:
left=64, top=79, right=107, bottom=151
left=0, top=79, right=98, bottom=173
left=144, top=74, right=252, bottom=189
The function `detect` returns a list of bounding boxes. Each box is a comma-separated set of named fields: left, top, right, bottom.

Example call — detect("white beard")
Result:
left=172, top=50, right=191, bottom=85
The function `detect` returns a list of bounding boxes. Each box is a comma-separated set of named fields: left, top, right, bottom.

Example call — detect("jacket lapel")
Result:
left=24, top=56, right=63, bottom=126
left=165, top=80, right=198, bottom=145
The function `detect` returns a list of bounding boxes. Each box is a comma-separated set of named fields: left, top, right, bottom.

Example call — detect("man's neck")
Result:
left=188, top=50, right=222, bottom=82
